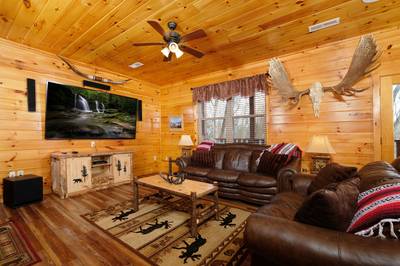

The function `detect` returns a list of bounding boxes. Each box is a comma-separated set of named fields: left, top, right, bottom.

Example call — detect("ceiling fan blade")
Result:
left=180, top=45, right=205, bottom=58
left=147, top=20, right=166, bottom=37
left=133, top=42, right=165, bottom=46
left=181, top=29, right=207, bottom=42
left=163, top=53, right=172, bottom=62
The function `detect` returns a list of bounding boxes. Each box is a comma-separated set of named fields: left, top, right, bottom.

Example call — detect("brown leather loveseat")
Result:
left=245, top=160, right=400, bottom=266
left=176, top=144, right=301, bottom=205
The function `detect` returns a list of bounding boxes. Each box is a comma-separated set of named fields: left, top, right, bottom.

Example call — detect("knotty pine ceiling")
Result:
left=0, top=0, right=400, bottom=86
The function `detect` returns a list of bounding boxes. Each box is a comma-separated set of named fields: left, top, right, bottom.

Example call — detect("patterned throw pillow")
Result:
left=347, top=182, right=400, bottom=235
left=191, top=150, right=215, bottom=168
left=256, top=151, right=289, bottom=176
left=295, top=178, right=360, bottom=231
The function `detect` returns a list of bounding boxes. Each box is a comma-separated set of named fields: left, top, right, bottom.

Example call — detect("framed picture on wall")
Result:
left=169, top=115, right=184, bottom=131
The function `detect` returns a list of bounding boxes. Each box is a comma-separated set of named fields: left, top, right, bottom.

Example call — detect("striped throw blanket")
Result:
left=347, top=182, right=400, bottom=239
left=267, top=143, right=302, bottom=160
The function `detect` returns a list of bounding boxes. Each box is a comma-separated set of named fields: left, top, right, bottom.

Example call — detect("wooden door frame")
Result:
left=377, top=74, right=400, bottom=162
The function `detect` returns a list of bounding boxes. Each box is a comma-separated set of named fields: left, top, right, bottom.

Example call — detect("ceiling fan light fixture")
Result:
left=169, top=42, right=184, bottom=58
left=161, top=47, right=170, bottom=57
left=175, top=48, right=184, bottom=58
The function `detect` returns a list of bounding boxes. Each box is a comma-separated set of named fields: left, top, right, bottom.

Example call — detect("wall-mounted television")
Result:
left=45, top=82, right=138, bottom=139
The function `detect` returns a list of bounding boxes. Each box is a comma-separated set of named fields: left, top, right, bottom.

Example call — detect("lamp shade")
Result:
left=305, top=135, right=336, bottom=154
left=178, top=135, right=194, bottom=146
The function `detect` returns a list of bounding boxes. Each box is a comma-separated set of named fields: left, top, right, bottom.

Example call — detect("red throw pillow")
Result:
left=196, top=140, right=215, bottom=151
left=347, top=182, right=400, bottom=234
left=191, top=150, right=215, bottom=168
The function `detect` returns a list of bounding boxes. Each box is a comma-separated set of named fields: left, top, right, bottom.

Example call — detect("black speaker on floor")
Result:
left=3, top=175, right=43, bottom=208
left=27, top=78, right=36, bottom=112
left=137, top=100, right=142, bottom=121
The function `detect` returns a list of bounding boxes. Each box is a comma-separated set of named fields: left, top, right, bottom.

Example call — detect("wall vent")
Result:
left=308, top=17, right=340, bottom=33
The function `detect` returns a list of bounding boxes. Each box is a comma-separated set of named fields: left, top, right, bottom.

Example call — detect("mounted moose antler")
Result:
left=268, top=35, right=381, bottom=117
left=58, top=56, right=131, bottom=85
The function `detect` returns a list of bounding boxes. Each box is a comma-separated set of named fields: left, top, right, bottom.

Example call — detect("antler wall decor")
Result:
left=268, top=35, right=381, bottom=117
left=58, top=56, right=131, bottom=85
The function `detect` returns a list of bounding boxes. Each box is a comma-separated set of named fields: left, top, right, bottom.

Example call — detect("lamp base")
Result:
left=181, top=146, right=192, bottom=157
left=311, top=155, right=331, bottom=174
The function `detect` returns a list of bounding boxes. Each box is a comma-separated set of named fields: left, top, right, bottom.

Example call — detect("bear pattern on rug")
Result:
left=82, top=198, right=250, bottom=266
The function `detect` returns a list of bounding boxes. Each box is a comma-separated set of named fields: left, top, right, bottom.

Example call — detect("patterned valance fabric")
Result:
left=192, top=74, right=267, bottom=102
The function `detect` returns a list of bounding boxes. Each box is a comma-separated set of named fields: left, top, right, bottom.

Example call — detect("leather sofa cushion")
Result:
left=358, top=160, right=400, bottom=192
left=186, top=175, right=209, bottom=183
left=240, top=186, right=277, bottom=194
left=214, top=150, right=226, bottom=170
left=218, top=191, right=241, bottom=199
left=250, top=150, right=263, bottom=173
left=191, top=150, right=215, bottom=168
left=223, top=149, right=252, bottom=172
left=295, top=178, right=360, bottom=231
left=183, top=166, right=211, bottom=177
left=237, top=173, right=276, bottom=188
left=219, top=187, right=240, bottom=194
left=308, top=163, right=357, bottom=194
left=208, top=169, right=240, bottom=183
left=256, top=192, right=304, bottom=220
left=240, top=190, right=274, bottom=200
left=217, top=182, right=240, bottom=188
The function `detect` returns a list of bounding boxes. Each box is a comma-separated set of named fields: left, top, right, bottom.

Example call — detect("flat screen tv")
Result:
left=45, top=82, right=137, bottom=139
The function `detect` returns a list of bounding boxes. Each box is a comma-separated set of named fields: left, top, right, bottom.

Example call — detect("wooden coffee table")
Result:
left=133, top=175, right=219, bottom=237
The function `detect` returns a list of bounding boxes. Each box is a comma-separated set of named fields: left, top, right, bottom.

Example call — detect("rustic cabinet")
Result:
left=66, top=157, right=92, bottom=194
left=51, top=151, right=133, bottom=198
left=112, top=153, right=132, bottom=184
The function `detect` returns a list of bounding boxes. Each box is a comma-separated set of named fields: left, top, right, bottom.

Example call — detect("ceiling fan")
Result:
left=133, top=20, right=207, bottom=61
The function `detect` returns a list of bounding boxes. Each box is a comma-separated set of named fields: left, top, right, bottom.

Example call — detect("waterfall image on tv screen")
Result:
left=45, top=82, right=137, bottom=139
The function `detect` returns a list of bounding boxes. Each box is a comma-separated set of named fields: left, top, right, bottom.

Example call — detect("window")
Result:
left=198, top=91, right=266, bottom=144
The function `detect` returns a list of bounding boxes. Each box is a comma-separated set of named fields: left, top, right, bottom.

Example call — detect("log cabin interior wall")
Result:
left=160, top=27, right=400, bottom=172
left=0, top=38, right=161, bottom=195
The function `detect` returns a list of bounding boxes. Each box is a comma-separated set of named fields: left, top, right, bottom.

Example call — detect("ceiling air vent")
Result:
left=129, top=62, right=144, bottom=69
left=308, top=17, right=340, bottom=33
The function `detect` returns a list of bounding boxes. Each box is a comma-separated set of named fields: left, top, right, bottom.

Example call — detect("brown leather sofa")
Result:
left=245, top=160, right=400, bottom=266
left=176, top=144, right=301, bottom=205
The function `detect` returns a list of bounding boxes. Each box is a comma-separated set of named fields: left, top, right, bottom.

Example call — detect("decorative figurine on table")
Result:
left=159, top=172, right=186, bottom=185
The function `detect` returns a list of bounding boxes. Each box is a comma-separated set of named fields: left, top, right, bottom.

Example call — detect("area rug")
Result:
left=82, top=198, right=251, bottom=265
left=0, top=221, right=40, bottom=266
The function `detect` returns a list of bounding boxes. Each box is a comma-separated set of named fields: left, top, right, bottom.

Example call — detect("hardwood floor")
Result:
left=0, top=184, right=256, bottom=265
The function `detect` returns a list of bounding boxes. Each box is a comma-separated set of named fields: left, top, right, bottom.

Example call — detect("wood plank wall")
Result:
left=160, top=27, right=400, bottom=172
left=0, top=38, right=161, bottom=194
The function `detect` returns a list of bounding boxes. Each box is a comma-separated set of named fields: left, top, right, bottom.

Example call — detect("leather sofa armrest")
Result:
left=175, top=156, right=191, bottom=171
left=245, top=213, right=400, bottom=266
left=277, top=157, right=301, bottom=192
left=288, top=173, right=316, bottom=196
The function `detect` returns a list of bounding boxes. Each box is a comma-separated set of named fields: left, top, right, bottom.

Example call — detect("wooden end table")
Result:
left=133, top=175, right=219, bottom=237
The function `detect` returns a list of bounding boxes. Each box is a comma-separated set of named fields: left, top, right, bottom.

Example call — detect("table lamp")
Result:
left=178, top=135, right=194, bottom=157
left=305, top=135, right=336, bottom=174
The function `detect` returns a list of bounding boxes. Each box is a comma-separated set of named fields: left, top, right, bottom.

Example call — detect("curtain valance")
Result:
left=192, top=74, right=267, bottom=102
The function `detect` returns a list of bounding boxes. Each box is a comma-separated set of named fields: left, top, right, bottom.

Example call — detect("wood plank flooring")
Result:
left=0, top=184, right=256, bottom=265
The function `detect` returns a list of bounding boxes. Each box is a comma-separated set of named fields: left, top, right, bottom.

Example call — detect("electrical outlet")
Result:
left=90, top=141, right=96, bottom=148
left=8, top=171, right=16, bottom=178
left=153, top=155, right=157, bottom=161
left=17, top=170, right=24, bottom=176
